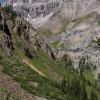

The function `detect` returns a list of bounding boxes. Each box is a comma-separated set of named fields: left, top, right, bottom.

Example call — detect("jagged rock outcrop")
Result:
left=61, top=0, right=99, bottom=19
left=3, top=0, right=100, bottom=73
left=4, top=0, right=100, bottom=28
left=4, top=0, right=61, bottom=28
left=0, top=7, right=55, bottom=60
left=35, top=10, right=100, bottom=76
left=42, top=11, right=100, bottom=75
left=10, top=0, right=60, bottom=17
left=0, top=10, right=14, bottom=57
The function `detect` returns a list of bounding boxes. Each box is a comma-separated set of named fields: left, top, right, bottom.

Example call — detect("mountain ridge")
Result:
left=0, top=1, right=100, bottom=100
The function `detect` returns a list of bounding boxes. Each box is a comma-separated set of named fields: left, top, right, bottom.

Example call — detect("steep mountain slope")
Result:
left=60, top=0, right=100, bottom=19
left=0, top=1, right=100, bottom=100
left=36, top=0, right=100, bottom=76
left=4, top=0, right=100, bottom=27
left=5, top=1, right=100, bottom=75
left=40, top=12, right=100, bottom=71
left=4, top=0, right=61, bottom=28
left=0, top=6, right=64, bottom=100
left=0, top=5, right=55, bottom=60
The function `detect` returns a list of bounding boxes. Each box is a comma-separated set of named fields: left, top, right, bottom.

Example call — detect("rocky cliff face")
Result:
left=61, top=0, right=100, bottom=19
left=4, top=0, right=61, bottom=28
left=35, top=0, right=100, bottom=74
left=0, top=10, right=14, bottom=57
left=0, top=2, right=100, bottom=100
left=42, top=12, right=100, bottom=74
left=0, top=7, right=55, bottom=60
left=3, top=0, right=100, bottom=74
left=4, top=0, right=100, bottom=27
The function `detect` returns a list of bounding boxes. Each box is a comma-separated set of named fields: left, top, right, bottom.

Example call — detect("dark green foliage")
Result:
left=4, top=5, right=17, bottom=19
left=96, top=38, right=100, bottom=47
left=61, top=77, right=67, bottom=93
left=1, top=55, right=100, bottom=100
left=1, top=60, right=67, bottom=99
left=93, top=37, right=100, bottom=48
left=21, top=82, right=33, bottom=93
left=98, top=74, right=100, bottom=80
left=79, top=57, right=96, bottom=72
left=50, top=76, right=89, bottom=100
left=90, top=90, right=98, bottom=100
left=0, top=5, right=100, bottom=100
left=0, top=55, right=3, bottom=60
left=4, top=5, right=13, bottom=13
left=60, top=54, right=73, bottom=70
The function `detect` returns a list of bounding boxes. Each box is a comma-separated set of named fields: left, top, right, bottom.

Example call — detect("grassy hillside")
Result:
left=0, top=48, right=100, bottom=100
left=0, top=7, right=100, bottom=100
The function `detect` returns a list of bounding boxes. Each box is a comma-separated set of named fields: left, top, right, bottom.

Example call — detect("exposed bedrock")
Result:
left=4, top=0, right=100, bottom=74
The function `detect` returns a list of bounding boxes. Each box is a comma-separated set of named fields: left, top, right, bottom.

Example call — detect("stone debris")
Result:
left=0, top=65, right=36, bottom=100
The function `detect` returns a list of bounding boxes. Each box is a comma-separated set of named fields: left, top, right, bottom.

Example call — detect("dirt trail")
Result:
left=0, top=65, right=35, bottom=100
left=23, top=59, right=47, bottom=78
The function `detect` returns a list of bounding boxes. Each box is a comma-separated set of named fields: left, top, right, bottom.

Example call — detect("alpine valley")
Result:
left=0, top=0, right=100, bottom=100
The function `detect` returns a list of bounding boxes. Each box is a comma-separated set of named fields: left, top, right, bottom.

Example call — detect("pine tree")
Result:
left=90, top=90, right=98, bottom=100
left=80, top=83, right=88, bottom=100
left=61, top=77, right=67, bottom=93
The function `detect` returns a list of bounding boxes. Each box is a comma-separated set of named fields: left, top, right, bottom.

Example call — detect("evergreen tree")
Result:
left=61, top=77, right=67, bottom=93
left=90, top=90, right=98, bottom=100
left=80, top=83, right=88, bottom=100
left=98, top=73, right=100, bottom=80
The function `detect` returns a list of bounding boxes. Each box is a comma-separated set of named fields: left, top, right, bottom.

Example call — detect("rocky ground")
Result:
left=4, top=0, right=100, bottom=75
left=0, top=64, right=48, bottom=100
left=0, top=65, right=35, bottom=100
left=0, top=1, right=100, bottom=100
